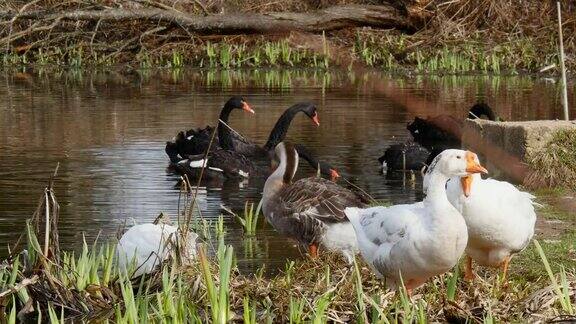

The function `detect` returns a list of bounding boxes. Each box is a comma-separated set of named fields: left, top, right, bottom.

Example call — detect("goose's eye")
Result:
left=456, top=155, right=462, bottom=159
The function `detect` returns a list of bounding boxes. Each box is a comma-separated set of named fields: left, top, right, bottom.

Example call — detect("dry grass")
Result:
left=1, top=172, right=575, bottom=322
left=0, top=0, right=574, bottom=72
left=210, top=253, right=576, bottom=323
left=525, top=130, right=576, bottom=190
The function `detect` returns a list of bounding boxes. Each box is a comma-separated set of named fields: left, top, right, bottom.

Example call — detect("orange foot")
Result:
left=464, top=255, right=475, bottom=281
left=308, top=243, right=318, bottom=258
left=500, top=255, right=511, bottom=288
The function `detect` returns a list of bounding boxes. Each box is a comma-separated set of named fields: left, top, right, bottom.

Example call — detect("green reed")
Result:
left=534, top=240, right=575, bottom=315
left=199, top=245, right=234, bottom=323
left=445, top=263, right=460, bottom=301
left=1, top=225, right=573, bottom=323
left=1, top=181, right=574, bottom=324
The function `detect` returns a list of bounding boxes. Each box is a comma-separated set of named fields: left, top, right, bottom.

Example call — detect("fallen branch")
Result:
left=0, top=275, right=39, bottom=299
left=0, top=4, right=421, bottom=35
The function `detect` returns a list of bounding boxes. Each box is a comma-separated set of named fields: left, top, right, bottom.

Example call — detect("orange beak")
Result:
left=460, top=176, right=473, bottom=197
left=330, top=169, right=340, bottom=181
left=242, top=101, right=255, bottom=114
left=465, top=151, right=488, bottom=174
left=312, top=113, right=320, bottom=126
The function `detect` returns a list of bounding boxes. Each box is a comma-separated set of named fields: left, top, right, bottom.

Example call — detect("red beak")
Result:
left=330, top=169, right=340, bottom=181
left=242, top=101, right=255, bottom=114
left=312, top=113, right=320, bottom=126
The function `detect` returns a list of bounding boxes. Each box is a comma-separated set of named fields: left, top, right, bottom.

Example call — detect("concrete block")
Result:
left=461, top=119, right=576, bottom=182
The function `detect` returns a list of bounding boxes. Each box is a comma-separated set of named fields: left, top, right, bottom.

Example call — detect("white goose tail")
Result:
left=344, top=207, right=363, bottom=229
left=344, top=207, right=380, bottom=273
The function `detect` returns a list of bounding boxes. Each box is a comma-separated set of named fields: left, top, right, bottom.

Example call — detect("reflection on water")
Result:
left=0, top=69, right=573, bottom=274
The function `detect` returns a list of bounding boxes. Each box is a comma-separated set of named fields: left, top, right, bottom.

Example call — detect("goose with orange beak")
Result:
left=262, top=142, right=365, bottom=264
left=445, top=152, right=538, bottom=284
left=346, top=149, right=487, bottom=295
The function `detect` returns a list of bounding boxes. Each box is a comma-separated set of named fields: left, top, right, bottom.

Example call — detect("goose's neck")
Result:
left=263, top=165, right=285, bottom=201
left=423, top=171, right=454, bottom=211
left=263, top=150, right=299, bottom=201
left=263, top=107, right=301, bottom=151
left=217, top=104, right=235, bottom=151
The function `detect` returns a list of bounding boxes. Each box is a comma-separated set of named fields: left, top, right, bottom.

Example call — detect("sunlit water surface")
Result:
left=0, top=69, right=573, bottom=273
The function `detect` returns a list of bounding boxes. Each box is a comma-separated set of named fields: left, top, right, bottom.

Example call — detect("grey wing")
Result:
left=281, top=177, right=366, bottom=224
left=267, top=209, right=326, bottom=245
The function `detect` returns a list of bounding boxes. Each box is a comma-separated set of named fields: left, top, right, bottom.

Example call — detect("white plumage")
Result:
left=445, top=173, right=538, bottom=279
left=345, top=149, right=488, bottom=292
left=116, top=223, right=198, bottom=277
left=188, top=159, right=208, bottom=168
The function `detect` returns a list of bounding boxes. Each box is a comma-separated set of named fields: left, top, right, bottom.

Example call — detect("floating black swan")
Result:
left=380, top=103, right=498, bottom=172
left=167, top=141, right=339, bottom=181
left=172, top=96, right=254, bottom=157
left=173, top=101, right=320, bottom=158
left=166, top=99, right=336, bottom=181
left=407, top=102, right=497, bottom=151
left=378, top=141, right=430, bottom=171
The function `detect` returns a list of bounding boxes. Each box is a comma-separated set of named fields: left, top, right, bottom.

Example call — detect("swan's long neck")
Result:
left=217, top=103, right=235, bottom=151
left=263, top=106, right=302, bottom=151
left=263, top=147, right=299, bottom=201
left=295, top=144, right=333, bottom=177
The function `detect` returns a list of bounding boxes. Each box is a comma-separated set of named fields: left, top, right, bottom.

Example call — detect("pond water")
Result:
left=0, top=69, right=574, bottom=274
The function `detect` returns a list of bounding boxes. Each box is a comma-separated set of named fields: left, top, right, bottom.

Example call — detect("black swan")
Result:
left=294, top=144, right=340, bottom=181
left=381, top=103, right=498, bottom=171
left=166, top=108, right=336, bottom=181
left=243, top=102, right=320, bottom=158
left=378, top=141, right=430, bottom=171
left=167, top=142, right=341, bottom=181
left=407, top=102, right=498, bottom=151
left=174, top=101, right=320, bottom=158
left=166, top=132, right=256, bottom=181
left=173, top=96, right=254, bottom=157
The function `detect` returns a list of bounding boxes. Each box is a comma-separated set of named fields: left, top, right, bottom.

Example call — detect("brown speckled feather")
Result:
left=268, top=177, right=366, bottom=245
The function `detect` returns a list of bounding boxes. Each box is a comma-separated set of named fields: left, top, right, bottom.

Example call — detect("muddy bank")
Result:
left=1, top=1, right=574, bottom=74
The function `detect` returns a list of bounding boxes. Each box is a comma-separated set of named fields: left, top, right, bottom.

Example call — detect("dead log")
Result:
left=0, top=4, right=422, bottom=35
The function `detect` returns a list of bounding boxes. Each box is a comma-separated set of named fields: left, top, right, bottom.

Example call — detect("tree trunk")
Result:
left=0, top=4, right=422, bottom=35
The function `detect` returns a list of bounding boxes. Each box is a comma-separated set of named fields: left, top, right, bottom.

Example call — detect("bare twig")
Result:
left=5, top=0, right=42, bottom=53
left=0, top=275, right=39, bottom=299
left=43, top=188, right=50, bottom=257
left=0, top=18, right=62, bottom=46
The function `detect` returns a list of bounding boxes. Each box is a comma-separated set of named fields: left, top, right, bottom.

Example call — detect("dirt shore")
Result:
left=1, top=1, right=574, bottom=74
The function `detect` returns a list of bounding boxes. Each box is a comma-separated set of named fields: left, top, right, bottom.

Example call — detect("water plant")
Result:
left=225, top=200, right=262, bottom=236
left=0, top=169, right=574, bottom=323
left=199, top=245, right=234, bottom=323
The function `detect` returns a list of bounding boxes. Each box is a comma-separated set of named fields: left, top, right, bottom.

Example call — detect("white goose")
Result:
left=116, top=222, right=198, bottom=277
left=445, top=157, right=538, bottom=281
left=345, top=149, right=487, bottom=293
